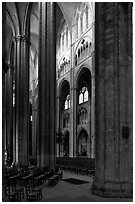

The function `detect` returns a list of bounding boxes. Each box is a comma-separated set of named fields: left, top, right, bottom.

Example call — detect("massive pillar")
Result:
left=92, top=3, right=133, bottom=197
left=38, top=2, right=56, bottom=168
left=73, top=88, right=77, bottom=157
left=91, top=72, right=95, bottom=159
left=69, top=87, right=74, bottom=157
left=2, top=2, right=8, bottom=199
left=31, top=80, right=38, bottom=158
left=70, top=68, right=75, bottom=157
left=15, top=35, right=30, bottom=165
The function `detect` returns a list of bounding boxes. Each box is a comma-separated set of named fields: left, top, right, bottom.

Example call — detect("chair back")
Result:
left=25, top=184, right=31, bottom=195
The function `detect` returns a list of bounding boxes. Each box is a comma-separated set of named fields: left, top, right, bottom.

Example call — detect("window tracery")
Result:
left=79, top=87, right=89, bottom=104
left=75, top=3, right=93, bottom=40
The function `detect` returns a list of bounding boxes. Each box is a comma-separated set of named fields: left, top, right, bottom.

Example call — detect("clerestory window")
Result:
left=79, top=87, right=88, bottom=104
left=64, top=94, right=70, bottom=110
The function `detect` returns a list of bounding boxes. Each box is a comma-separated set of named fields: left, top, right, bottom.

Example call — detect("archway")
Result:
left=76, top=67, right=94, bottom=158
left=77, top=128, right=88, bottom=157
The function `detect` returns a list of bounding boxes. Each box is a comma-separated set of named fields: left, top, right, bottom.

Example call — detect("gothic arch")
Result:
left=75, top=66, right=91, bottom=91
left=74, top=36, right=92, bottom=54
left=23, top=3, right=33, bottom=37
left=58, top=78, right=70, bottom=97
left=77, top=128, right=88, bottom=157
left=77, top=127, right=88, bottom=138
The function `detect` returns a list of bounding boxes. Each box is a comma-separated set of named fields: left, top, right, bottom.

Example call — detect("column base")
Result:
left=92, top=180, right=133, bottom=198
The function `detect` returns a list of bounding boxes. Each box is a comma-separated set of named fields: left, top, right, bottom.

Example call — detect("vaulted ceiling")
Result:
left=5, top=2, right=82, bottom=61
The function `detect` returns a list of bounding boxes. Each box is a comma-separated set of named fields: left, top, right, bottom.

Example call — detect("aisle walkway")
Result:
left=40, top=171, right=132, bottom=202
left=3, top=171, right=132, bottom=202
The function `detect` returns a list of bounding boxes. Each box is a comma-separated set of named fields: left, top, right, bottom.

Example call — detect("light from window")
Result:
left=78, top=17, right=81, bottom=37
left=68, top=99, right=70, bottom=108
left=84, top=88, right=88, bottom=102
left=64, top=95, right=70, bottom=110
left=82, top=12, right=86, bottom=33
left=65, top=99, right=68, bottom=110
left=79, top=92, right=83, bottom=104
left=86, top=6, right=88, bottom=29
left=79, top=87, right=89, bottom=104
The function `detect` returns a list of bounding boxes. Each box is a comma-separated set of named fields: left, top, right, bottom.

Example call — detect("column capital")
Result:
left=12, top=36, right=17, bottom=43
left=8, top=64, right=15, bottom=71
left=14, top=35, right=30, bottom=43
left=16, top=35, right=22, bottom=41
left=21, top=35, right=30, bottom=43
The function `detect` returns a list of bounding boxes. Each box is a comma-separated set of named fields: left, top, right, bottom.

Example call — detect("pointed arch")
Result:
left=23, top=2, right=33, bottom=36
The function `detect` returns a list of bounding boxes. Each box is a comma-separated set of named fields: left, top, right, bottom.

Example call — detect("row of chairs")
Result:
left=56, top=157, right=95, bottom=176
left=4, top=166, right=62, bottom=201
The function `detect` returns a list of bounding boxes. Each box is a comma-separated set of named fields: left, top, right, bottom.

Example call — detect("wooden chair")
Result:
left=25, top=184, right=42, bottom=201
left=31, top=179, right=42, bottom=199
left=13, top=186, right=25, bottom=200
left=5, top=185, right=21, bottom=202
left=47, top=175, right=59, bottom=186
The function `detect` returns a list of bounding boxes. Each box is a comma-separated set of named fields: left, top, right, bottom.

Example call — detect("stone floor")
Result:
left=3, top=171, right=133, bottom=202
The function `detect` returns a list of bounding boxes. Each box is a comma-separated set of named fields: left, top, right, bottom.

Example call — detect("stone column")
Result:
left=70, top=85, right=74, bottom=157
left=70, top=44, right=76, bottom=157
left=2, top=3, right=9, bottom=198
left=91, top=72, right=95, bottom=159
left=15, top=35, right=21, bottom=164
left=38, top=2, right=56, bottom=168
left=92, top=3, right=133, bottom=197
left=5, top=66, right=13, bottom=165
left=32, top=81, right=37, bottom=158
left=15, top=35, right=30, bottom=165
left=56, top=95, right=61, bottom=157
left=12, top=38, right=17, bottom=163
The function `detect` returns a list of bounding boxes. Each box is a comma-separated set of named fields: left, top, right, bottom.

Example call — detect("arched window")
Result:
left=64, top=33, right=67, bottom=50
left=65, top=99, right=68, bottom=110
left=79, top=87, right=89, bottom=104
left=78, top=16, right=81, bottom=37
left=64, top=94, right=70, bottom=110
left=82, top=11, right=86, bottom=33
left=66, top=29, right=68, bottom=48
left=62, top=34, right=64, bottom=51
left=76, top=15, right=79, bottom=38
left=60, top=34, right=62, bottom=54
left=79, top=92, right=83, bottom=104
left=84, top=87, right=88, bottom=102
left=68, top=98, right=70, bottom=108
left=86, top=6, right=88, bottom=29
left=88, top=6, right=91, bottom=27
left=80, top=16, right=83, bottom=35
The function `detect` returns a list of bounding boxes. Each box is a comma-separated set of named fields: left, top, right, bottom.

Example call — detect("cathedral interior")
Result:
left=2, top=2, right=133, bottom=202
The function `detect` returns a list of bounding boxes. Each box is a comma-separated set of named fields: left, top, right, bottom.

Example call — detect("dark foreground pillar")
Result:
left=92, top=3, right=133, bottom=198
left=15, top=35, right=30, bottom=165
left=38, top=2, right=56, bottom=168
